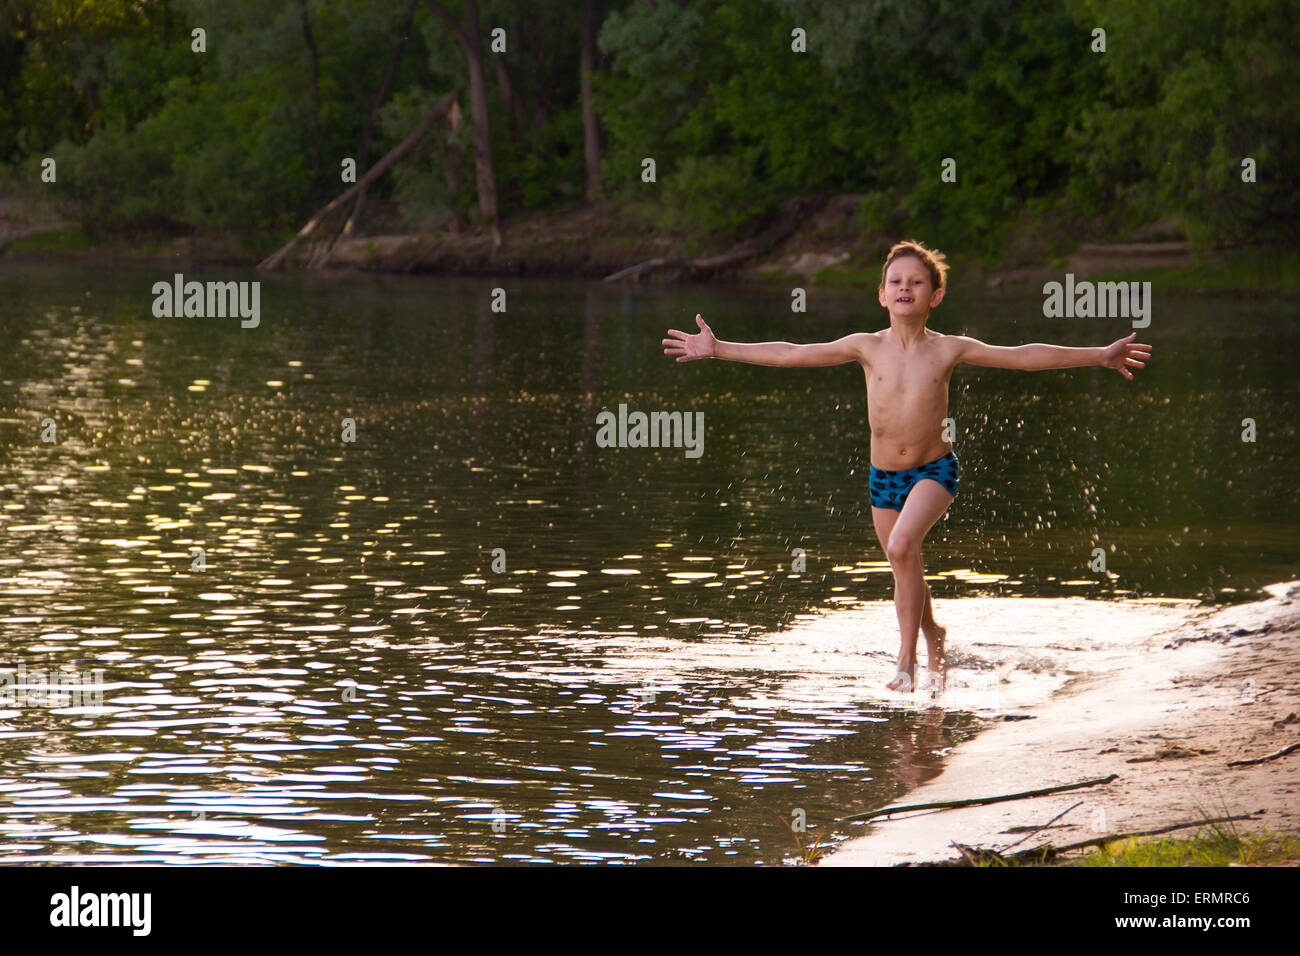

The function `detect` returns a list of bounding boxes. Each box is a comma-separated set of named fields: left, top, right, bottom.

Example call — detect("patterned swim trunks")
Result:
left=869, top=450, right=960, bottom=511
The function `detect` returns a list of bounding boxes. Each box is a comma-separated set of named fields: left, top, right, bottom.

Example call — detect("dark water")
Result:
left=0, top=260, right=1295, bottom=864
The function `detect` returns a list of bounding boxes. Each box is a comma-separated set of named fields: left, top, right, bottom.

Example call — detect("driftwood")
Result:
left=1227, top=740, right=1300, bottom=767
left=997, top=800, right=1084, bottom=853
left=841, top=773, right=1118, bottom=824
left=258, top=91, right=458, bottom=271
left=941, top=812, right=1260, bottom=866
left=603, top=196, right=818, bottom=282
left=603, top=255, right=689, bottom=282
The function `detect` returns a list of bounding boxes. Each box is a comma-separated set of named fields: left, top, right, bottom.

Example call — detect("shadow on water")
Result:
left=0, top=261, right=1294, bottom=863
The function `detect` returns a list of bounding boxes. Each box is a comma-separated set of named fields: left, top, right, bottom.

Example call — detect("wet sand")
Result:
left=820, top=581, right=1300, bottom=866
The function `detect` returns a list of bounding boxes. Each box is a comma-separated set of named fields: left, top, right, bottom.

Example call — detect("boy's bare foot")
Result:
left=886, top=658, right=916, bottom=692
left=921, top=623, right=947, bottom=692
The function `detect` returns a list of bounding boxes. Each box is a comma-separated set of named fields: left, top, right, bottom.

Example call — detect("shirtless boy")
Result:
left=662, top=239, right=1152, bottom=693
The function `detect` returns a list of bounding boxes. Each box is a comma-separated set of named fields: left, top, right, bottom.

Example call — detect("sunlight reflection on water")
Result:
left=0, top=263, right=1293, bottom=863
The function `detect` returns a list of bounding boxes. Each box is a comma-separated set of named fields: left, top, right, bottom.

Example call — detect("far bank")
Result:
left=4, top=193, right=1299, bottom=298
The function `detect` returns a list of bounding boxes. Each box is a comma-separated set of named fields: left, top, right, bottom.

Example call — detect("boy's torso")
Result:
left=860, top=329, right=957, bottom=471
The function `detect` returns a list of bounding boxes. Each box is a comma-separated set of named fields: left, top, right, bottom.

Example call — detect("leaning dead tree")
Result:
left=258, top=91, right=458, bottom=272
left=603, top=196, right=819, bottom=282
left=340, top=0, right=419, bottom=244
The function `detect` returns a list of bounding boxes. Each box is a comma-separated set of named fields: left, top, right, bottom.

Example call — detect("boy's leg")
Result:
left=871, top=507, right=940, bottom=635
left=873, top=506, right=941, bottom=691
left=882, top=480, right=954, bottom=688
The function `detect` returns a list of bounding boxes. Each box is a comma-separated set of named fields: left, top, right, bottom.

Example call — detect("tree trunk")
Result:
left=493, top=55, right=524, bottom=145
left=297, top=0, right=323, bottom=188
left=520, top=16, right=548, bottom=134
left=445, top=99, right=465, bottom=235
left=463, top=0, right=502, bottom=249
left=580, top=0, right=602, bottom=202
left=343, top=0, right=418, bottom=239
left=257, top=92, right=458, bottom=271
left=427, top=0, right=501, bottom=251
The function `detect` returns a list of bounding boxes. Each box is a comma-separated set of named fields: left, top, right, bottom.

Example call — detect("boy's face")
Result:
left=878, top=255, right=944, bottom=318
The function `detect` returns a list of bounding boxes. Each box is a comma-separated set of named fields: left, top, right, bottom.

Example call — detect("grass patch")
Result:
left=6, top=227, right=91, bottom=253
left=1113, top=246, right=1300, bottom=296
left=1069, top=825, right=1300, bottom=867
left=960, top=800, right=1300, bottom=867
left=5, top=226, right=177, bottom=259
left=810, top=265, right=885, bottom=287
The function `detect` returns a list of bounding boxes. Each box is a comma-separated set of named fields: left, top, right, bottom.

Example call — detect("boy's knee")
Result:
left=886, top=532, right=917, bottom=564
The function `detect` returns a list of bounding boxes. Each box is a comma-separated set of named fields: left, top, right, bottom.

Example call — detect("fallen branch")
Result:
left=997, top=800, right=1084, bottom=853
left=1227, top=740, right=1300, bottom=767
left=934, top=812, right=1260, bottom=867
left=686, top=198, right=812, bottom=272
left=602, top=196, right=818, bottom=283
left=1015, top=813, right=1260, bottom=863
left=602, top=255, right=686, bottom=283
left=258, top=92, right=457, bottom=271
left=841, top=774, right=1118, bottom=824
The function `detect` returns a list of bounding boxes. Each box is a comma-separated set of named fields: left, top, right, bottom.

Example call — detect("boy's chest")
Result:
left=863, top=348, right=953, bottom=397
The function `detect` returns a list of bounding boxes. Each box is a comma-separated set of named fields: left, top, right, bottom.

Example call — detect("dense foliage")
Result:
left=1, top=0, right=1295, bottom=260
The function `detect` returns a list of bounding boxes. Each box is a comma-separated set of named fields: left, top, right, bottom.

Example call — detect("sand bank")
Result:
left=820, top=581, right=1300, bottom=866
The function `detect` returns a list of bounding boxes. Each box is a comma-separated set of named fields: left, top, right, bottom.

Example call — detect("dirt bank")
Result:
left=6, top=189, right=1293, bottom=295
left=820, top=581, right=1300, bottom=866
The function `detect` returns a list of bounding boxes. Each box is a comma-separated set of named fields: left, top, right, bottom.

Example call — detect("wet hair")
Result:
left=879, top=239, right=949, bottom=293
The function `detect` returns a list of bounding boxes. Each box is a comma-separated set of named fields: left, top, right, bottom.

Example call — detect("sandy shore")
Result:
left=820, top=581, right=1300, bottom=866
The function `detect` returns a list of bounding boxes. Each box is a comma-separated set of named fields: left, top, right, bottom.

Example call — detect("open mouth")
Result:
left=897, top=295, right=914, bottom=304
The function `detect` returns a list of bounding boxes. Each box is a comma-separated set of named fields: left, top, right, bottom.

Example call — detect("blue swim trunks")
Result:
left=869, top=450, right=960, bottom=511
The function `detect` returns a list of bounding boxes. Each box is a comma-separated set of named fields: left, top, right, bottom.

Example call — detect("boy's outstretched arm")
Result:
left=664, top=314, right=867, bottom=367
left=954, top=332, right=1152, bottom=380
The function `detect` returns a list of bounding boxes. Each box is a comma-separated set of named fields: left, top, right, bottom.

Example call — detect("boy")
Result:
left=662, top=239, right=1152, bottom=693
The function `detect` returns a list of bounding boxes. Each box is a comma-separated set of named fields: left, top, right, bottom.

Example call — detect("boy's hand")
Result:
left=663, top=314, right=717, bottom=362
left=1101, top=332, right=1152, bottom=380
